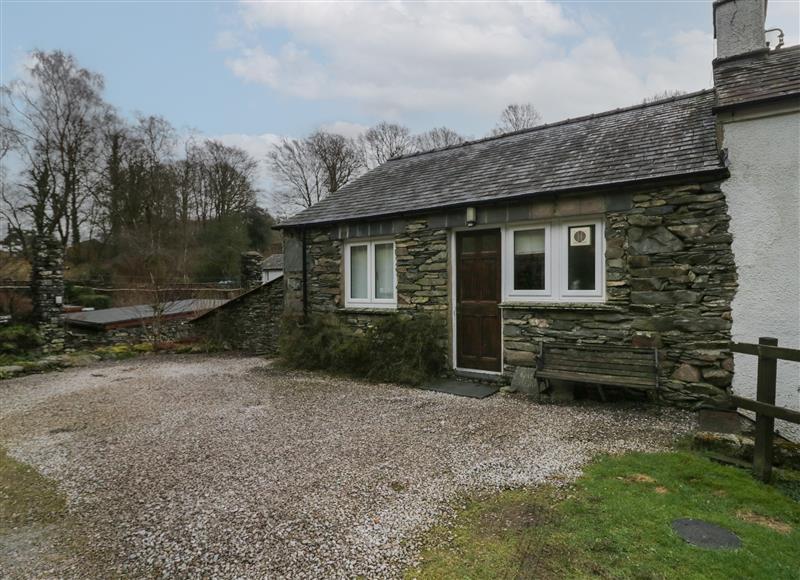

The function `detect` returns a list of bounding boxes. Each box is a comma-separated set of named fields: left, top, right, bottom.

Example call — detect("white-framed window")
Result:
left=506, top=224, right=551, bottom=299
left=503, top=218, right=604, bottom=302
left=344, top=239, right=397, bottom=308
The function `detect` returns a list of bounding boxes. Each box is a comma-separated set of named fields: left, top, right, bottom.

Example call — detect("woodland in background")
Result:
left=0, top=50, right=544, bottom=316
left=0, top=51, right=277, bottom=291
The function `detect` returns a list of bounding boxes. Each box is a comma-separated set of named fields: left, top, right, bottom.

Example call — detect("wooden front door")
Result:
left=456, top=229, right=502, bottom=372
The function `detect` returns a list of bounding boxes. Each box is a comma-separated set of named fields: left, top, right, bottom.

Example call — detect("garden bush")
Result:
left=75, top=293, right=112, bottom=310
left=0, top=324, right=42, bottom=355
left=279, top=313, right=447, bottom=385
left=66, top=283, right=113, bottom=309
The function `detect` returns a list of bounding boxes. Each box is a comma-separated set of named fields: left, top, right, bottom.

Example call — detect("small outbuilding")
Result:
left=64, top=299, right=226, bottom=347
left=262, top=254, right=284, bottom=283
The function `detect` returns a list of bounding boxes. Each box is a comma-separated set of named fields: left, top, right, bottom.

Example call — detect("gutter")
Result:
left=274, top=167, right=731, bottom=231
left=713, top=93, right=800, bottom=114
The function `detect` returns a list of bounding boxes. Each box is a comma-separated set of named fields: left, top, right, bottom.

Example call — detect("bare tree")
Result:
left=1, top=50, right=108, bottom=246
left=0, top=170, right=34, bottom=258
left=199, top=140, right=258, bottom=220
left=308, top=131, right=363, bottom=194
left=269, top=131, right=363, bottom=216
left=361, top=122, right=414, bottom=168
left=268, top=137, right=326, bottom=214
left=491, top=103, right=542, bottom=136
left=415, top=127, right=465, bottom=152
left=642, top=89, right=687, bottom=104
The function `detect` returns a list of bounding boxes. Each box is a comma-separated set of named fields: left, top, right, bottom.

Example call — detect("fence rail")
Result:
left=731, top=341, right=800, bottom=363
left=728, top=337, right=800, bottom=483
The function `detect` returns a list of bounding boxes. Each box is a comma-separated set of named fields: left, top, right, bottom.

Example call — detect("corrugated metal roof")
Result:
left=63, top=299, right=228, bottom=329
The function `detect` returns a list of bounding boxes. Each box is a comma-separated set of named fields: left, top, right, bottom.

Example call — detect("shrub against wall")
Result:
left=279, top=313, right=447, bottom=385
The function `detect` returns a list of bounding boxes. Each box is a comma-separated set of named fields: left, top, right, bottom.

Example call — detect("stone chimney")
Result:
left=240, top=251, right=264, bottom=291
left=713, top=0, right=767, bottom=60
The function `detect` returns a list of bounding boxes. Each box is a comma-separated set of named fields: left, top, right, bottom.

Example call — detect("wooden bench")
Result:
left=535, top=342, right=660, bottom=401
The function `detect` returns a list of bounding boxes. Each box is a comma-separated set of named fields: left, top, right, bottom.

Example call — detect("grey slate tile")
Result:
left=280, top=90, right=725, bottom=228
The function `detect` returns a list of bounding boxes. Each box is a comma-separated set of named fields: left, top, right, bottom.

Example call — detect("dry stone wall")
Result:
left=192, top=278, right=284, bottom=354
left=66, top=318, right=192, bottom=349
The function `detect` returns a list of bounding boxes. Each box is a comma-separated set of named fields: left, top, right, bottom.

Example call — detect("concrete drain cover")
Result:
left=671, top=518, right=741, bottom=550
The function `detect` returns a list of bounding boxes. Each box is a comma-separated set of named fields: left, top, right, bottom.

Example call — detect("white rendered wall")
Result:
left=722, top=108, right=800, bottom=441
left=263, top=269, right=283, bottom=283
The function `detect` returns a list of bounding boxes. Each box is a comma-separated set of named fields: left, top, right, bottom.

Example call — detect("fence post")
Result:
left=753, top=336, right=778, bottom=483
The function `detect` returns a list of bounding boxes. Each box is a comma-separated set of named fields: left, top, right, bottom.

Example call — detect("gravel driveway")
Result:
left=0, top=355, right=694, bottom=578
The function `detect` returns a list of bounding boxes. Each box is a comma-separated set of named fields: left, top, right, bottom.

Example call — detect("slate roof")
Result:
left=280, top=90, right=725, bottom=228
left=262, top=254, right=283, bottom=270
left=63, top=299, right=228, bottom=329
left=714, top=45, right=800, bottom=110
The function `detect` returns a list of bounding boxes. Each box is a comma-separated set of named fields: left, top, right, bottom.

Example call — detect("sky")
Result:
left=2, top=0, right=799, bottom=181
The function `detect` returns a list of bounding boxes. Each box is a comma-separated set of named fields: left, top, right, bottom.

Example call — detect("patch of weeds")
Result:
left=409, top=452, right=800, bottom=580
left=0, top=353, right=34, bottom=366
left=0, top=447, right=66, bottom=531
left=736, top=510, right=793, bottom=534
left=132, top=342, right=155, bottom=353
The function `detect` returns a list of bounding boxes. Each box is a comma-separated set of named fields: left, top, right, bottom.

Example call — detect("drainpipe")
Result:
left=301, top=227, right=308, bottom=319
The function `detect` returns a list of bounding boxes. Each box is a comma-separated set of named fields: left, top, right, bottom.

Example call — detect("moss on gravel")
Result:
left=0, top=446, right=67, bottom=530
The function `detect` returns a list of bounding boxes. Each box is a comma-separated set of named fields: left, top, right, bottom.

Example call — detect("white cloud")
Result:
left=214, top=29, right=242, bottom=51
left=766, top=0, right=800, bottom=46
left=318, top=121, right=369, bottom=139
left=214, top=132, right=284, bottom=161
left=222, top=1, right=719, bottom=124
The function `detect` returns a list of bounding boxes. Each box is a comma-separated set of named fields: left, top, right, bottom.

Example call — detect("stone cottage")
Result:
left=274, top=0, right=798, bottom=410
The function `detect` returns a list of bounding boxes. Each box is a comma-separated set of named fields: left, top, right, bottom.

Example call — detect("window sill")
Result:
left=499, top=301, right=620, bottom=312
left=341, top=306, right=398, bottom=314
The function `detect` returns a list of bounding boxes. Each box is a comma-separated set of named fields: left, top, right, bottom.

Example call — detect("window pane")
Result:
left=567, top=225, right=596, bottom=291
left=350, top=245, right=368, bottom=299
left=374, top=243, right=394, bottom=299
left=514, top=229, right=545, bottom=290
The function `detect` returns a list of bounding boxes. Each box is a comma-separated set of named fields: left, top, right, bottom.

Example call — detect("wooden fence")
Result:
left=729, top=337, right=800, bottom=482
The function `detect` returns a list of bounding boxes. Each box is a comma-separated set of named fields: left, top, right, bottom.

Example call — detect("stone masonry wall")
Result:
left=192, top=278, right=284, bottom=354
left=504, top=181, right=736, bottom=405
left=289, top=219, right=450, bottom=335
left=66, top=318, right=192, bottom=349
left=31, top=236, right=65, bottom=353
left=285, top=180, right=737, bottom=404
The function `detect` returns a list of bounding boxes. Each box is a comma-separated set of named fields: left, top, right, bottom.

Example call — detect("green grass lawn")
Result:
left=409, top=452, right=800, bottom=580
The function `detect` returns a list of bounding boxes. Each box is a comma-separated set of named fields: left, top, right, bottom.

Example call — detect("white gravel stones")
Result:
left=0, top=355, right=694, bottom=578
